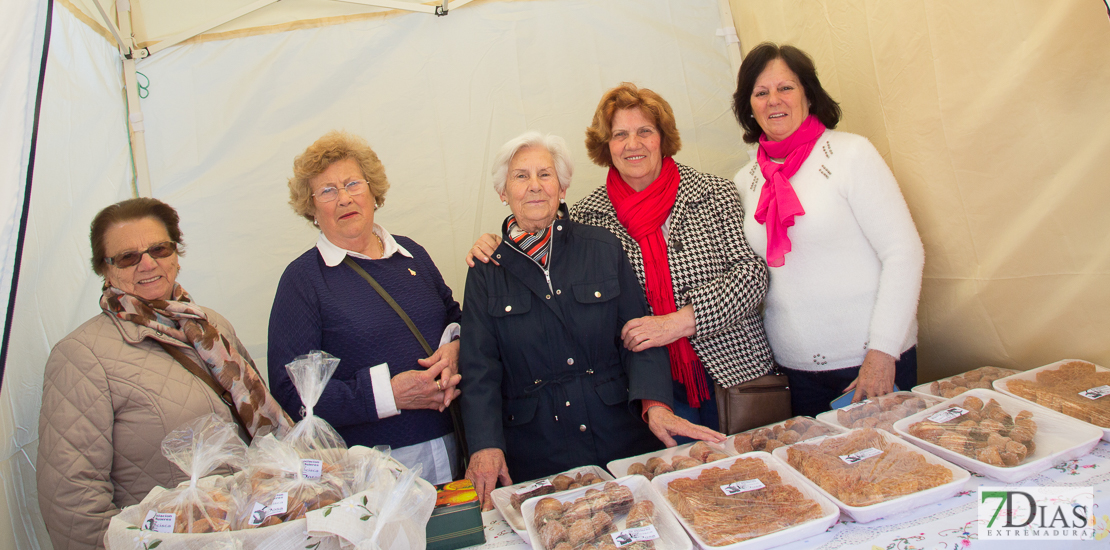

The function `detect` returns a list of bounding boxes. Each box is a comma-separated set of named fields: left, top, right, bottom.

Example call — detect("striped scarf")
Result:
left=504, top=205, right=566, bottom=266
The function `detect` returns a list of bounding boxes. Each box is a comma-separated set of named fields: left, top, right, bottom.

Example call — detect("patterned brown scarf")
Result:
left=101, top=283, right=293, bottom=438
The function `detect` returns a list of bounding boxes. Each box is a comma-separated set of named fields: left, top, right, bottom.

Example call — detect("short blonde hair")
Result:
left=288, top=131, right=390, bottom=223
left=584, top=82, right=681, bottom=167
left=491, top=132, right=574, bottom=195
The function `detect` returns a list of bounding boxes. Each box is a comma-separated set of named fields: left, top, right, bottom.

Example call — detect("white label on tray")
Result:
left=928, top=406, right=969, bottom=423
left=840, top=399, right=872, bottom=411
left=1078, top=385, right=1110, bottom=400
left=839, top=447, right=883, bottom=464
left=141, top=510, right=176, bottom=533
left=514, top=479, right=553, bottom=494
left=301, top=458, right=323, bottom=479
left=247, top=502, right=269, bottom=526
left=611, top=525, right=660, bottom=547
left=247, top=492, right=290, bottom=526
left=720, top=479, right=766, bottom=495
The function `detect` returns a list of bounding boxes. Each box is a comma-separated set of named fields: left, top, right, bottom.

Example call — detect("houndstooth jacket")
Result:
left=571, top=161, right=774, bottom=387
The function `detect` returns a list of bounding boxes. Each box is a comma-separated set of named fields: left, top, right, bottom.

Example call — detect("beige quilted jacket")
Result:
left=37, top=307, right=247, bottom=550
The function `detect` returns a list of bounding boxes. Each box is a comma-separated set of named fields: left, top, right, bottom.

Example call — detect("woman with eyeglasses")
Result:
left=37, top=197, right=293, bottom=550
left=268, top=130, right=463, bottom=484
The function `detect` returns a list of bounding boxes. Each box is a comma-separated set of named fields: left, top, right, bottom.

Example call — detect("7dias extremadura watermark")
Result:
left=979, top=486, right=1094, bottom=540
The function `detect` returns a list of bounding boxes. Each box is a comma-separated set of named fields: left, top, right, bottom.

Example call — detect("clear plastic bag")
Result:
left=918, top=366, right=1021, bottom=398
left=283, top=351, right=347, bottom=465
left=237, top=433, right=349, bottom=528
left=140, top=414, right=248, bottom=533
left=828, top=392, right=941, bottom=432
left=906, top=394, right=1038, bottom=467
left=730, top=416, right=842, bottom=454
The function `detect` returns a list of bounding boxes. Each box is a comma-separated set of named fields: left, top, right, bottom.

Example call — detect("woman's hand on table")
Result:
left=417, top=340, right=462, bottom=408
left=646, top=406, right=725, bottom=447
left=464, top=233, right=503, bottom=267
left=846, top=349, right=897, bottom=402
left=621, top=305, right=696, bottom=352
left=466, top=447, right=512, bottom=511
left=391, top=346, right=459, bottom=412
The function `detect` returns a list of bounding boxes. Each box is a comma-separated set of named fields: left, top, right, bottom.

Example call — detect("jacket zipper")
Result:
left=505, top=229, right=555, bottom=294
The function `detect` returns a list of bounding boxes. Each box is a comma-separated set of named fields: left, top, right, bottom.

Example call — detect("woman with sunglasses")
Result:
left=268, top=130, right=463, bottom=484
left=37, top=197, right=293, bottom=550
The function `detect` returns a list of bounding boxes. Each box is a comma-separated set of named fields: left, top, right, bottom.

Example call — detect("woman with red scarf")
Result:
left=732, top=43, right=925, bottom=416
left=469, top=83, right=775, bottom=434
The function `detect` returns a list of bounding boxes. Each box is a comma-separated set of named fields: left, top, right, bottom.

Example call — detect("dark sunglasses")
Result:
left=105, top=241, right=178, bottom=268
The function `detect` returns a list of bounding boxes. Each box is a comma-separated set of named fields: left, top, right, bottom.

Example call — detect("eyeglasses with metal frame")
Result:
left=105, top=241, right=178, bottom=268
left=313, top=180, right=368, bottom=203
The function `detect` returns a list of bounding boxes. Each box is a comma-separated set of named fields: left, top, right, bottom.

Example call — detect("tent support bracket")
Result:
left=91, top=0, right=130, bottom=53
left=115, top=3, right=152, bottom=196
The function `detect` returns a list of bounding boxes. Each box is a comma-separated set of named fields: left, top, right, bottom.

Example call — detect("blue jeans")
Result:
left=669, top=370, right=719, bottom=444
left=780, top=347, right=918, bottom=418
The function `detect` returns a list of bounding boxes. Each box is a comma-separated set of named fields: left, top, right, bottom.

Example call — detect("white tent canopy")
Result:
left=3, top=1, right=1109, bottom=549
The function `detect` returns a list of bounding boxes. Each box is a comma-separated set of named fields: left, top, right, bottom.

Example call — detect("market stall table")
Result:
left=468, top=440, right=1110, bottom=549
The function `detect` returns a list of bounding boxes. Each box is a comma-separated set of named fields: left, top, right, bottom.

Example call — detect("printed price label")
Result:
left=301, top=459, right=323, bottom=479
left=141, top=510, right=176, bottom=533
left=247, top=492, right=290, bottom=526
left=720, top=479, right=766, bottom=495
left=928, top=406, right=969, bottom=423
left=839, top=447, right=883, bottom=465
left=247, top=502, right=268, bottom=526
left=840, top=399, right=872, bottom=412
left=514, top=479, right=553, bottom=495
left=611, top=525, right=660, bottom=547
left=1079, top=385, right=1110, bottom=400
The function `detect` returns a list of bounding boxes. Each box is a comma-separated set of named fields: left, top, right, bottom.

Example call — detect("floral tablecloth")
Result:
left=468, top=441, right=1110, bottom=549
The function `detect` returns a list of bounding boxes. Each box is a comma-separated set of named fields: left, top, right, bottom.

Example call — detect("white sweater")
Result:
left=734, top=129, right=924, bottom=371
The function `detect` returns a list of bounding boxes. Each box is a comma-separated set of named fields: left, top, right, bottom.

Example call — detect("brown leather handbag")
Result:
left=714, top=371, right=793, bottom=435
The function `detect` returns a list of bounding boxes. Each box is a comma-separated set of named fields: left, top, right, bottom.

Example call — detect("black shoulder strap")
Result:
left=157, top=340, right=251, bottom=442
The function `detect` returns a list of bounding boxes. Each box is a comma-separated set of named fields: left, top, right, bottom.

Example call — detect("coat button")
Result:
left=594, top=291, right=601, bottom=298
left=673, top=240, right=683, bottom=252
left=505, top=305, right=512, bottom=312
left=566, top=358, right=574, bottom=365
left=557, top=225, right=563, bottom=231
left=546, top=294, right=551, bottom=300
left=556, top=289, right=562, bottom=295
left=579, top=424, right=587, bottom=432
left=496, top=253, right=501, bottom=259
left=679, top=286, right=691, bottom=296
left=565, top=401, right=571, bottom=407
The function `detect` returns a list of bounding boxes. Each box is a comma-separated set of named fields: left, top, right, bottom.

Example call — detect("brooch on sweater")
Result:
left=408, top=268, right=416, bottom=276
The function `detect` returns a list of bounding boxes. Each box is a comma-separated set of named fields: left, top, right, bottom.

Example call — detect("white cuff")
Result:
left=438, top=322, right=460, bottom=347
left=370, top=363, right=400, bottom=419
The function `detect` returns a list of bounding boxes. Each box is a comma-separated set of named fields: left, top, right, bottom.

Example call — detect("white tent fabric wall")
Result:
left=0, top=5, right=134, bottom=549
left=1, top=1, right=745, bottom=548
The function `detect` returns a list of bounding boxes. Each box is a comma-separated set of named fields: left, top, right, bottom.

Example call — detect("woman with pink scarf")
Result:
left=732, top=43, right=925, bottom=416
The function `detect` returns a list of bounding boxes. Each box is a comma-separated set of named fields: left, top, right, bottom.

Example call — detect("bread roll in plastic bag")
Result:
left=283, top=351, right=347, bottom=465
left=140, top=414, right=247, bottom=533
left=237, top=433, right=349, bottom=528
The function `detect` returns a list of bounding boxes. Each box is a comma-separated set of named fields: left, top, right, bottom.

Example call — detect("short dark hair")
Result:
left=90, top=197, right=184, bottom=276
left=733, top=42, right=842, bottom=143
left=584, top=82, right=681, bottom=167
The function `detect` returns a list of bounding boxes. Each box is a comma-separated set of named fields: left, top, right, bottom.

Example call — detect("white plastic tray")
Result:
left=817, top=392, right=943, bottom=430
left=607, top=440, right=732, bottom=478
left=490, top=465, right=613, bottom=544
left=520, top=474, right=692, bottom=550
left=723, top=416, right=846, bottom=454
left=992, top=359, right=1110, bottom=442
left=772, top=429, right=970, bottom=523
left=911, top=366, right=1021, bottom=398
left=651, top=452, right=839, bottom=549
left=893, top=389, right=1103, bottom=483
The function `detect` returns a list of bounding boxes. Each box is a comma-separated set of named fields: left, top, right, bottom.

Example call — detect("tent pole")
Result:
left=115, top=0, right=152, bottom=197
left=716, top=0, right=743, bottom=77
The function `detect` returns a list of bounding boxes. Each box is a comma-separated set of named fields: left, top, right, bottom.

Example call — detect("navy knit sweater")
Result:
left=267, top=236, right=461, bottom=449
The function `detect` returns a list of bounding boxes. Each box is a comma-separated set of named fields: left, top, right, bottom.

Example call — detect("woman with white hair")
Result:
left=459, top=131, right=721, bottom=509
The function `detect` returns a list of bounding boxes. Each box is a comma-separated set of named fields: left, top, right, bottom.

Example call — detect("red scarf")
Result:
left=606, top=157, right=709, bottom=407
left=755, top=115, right=826, bottom=267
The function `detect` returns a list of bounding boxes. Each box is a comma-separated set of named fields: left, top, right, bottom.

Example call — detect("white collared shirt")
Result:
left=315, top=225, right=460, bottom=483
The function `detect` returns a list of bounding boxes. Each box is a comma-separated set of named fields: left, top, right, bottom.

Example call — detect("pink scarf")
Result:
left=755, top=115, right=826, bottom=267
left=606, top=157, right=710, bottom=408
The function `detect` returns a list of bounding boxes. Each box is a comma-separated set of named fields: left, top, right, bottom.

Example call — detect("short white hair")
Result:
left=491, top=131, right=574, bottom=195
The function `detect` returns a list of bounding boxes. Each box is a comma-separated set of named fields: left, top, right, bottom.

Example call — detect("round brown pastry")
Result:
left=645, top=457, right=667, bottom=471
left=800, top=425, right=830, bottom=441
left=1004, top=440, right=1029, bottom=462
left=704, top=451, right=729, bottom=462
left=751, top=434, right=769, bottom=451
left=651, top=462, right=674, bottom=477
left=578, top=472, right=602, bottom=485
left=627, top=462, right=650, bottom=478
left=733, top=433, right=755, bottom=454
left=986, top=433, right=1011, bottom=448
left=552, top=474, right=574, bottom=491
left=671, top=456, right=702, bottom=470
left=938, top=432, right=969, bottom=453
left=1008, top=426, right=1035, bottom=444
left=626, top=500, right=655, bottom=527
left=539, top=519, right=568, bottom=548
left=763, top=439, right=786, bottom=451
left=962, top=396, right=984, bottom=411
left=689, top=441, right=714, bottom=462
left=771, top=424, right=786, bottom=437
left=979, top=418, right=1005, bottom=436
left=553, top=543, right=574, bottom=550
left=533, top=497, right=564, bottom=524
left=978, top=446, right=1004, bottom=467
left=778, top=431, right=802, bottom=445
left=950, top=375, right=967, bottom=388
left=567, top=518, right=599, bottom=547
